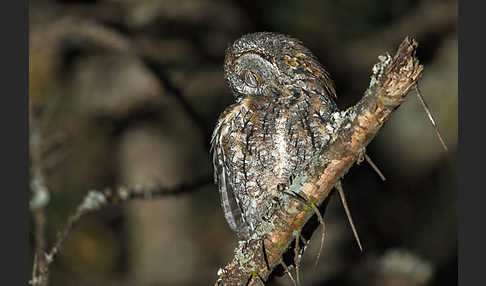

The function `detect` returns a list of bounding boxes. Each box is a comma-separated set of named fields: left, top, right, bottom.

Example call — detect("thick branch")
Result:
left=215, top=37, right=423, bottom=286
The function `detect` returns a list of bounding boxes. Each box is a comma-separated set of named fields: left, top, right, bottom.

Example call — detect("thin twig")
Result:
left=294, top=232, right=301, bottom=286
left=364, top=153, right=387, bottom=181
left=29, top=116, right=51, bottom=286
left=309, top=200, right=326, bottom=269
left=29, top=178, right=211, bottom=285
left=414, top=84, right=449, bottom=153
left=336, top=181, right=363, bottom=252
left=280, top=260, right=297, bottom=286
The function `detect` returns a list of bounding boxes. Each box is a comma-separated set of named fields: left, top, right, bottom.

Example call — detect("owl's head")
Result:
left=223, top=32, right=282, bottom=99
left=224, top=32, right=336, bottom=101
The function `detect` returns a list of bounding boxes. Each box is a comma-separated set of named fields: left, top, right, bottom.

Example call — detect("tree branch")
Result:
left=29, top=177, right=211, bottom=286
left=215, top=37, right=423, bottom=286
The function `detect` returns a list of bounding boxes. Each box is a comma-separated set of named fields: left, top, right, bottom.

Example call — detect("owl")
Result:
left=212, top=32, right=338, bottom=240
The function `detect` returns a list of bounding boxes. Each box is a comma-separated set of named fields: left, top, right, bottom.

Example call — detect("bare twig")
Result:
left=293, top=232, right=301, bottom=285
left=215, top=37, right=423, bottom=285
left=414, top=84, right=448, bottom=153
left=336, top=181, right=363, bottom=252
left=30, top=16, right=215, bottom=285
left=280, top=260, right=297, bottom=286
left=309, top=199, right=326, bottom=269
left=29, top=112, right=52, bottom=286
left=364, top=153, right=387, bottom=181
left=29, top=178, right=211, bottom=285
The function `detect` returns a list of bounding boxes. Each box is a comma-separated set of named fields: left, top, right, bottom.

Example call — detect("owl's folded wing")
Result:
left=211, top=119, right=248, bottom=239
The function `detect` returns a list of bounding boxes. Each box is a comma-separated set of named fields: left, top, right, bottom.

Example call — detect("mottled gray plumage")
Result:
left=212, top=32, right=338, bottom=240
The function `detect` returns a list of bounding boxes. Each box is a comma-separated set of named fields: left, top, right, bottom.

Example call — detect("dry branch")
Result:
left=214, top=37, right=423, bottom=286
left=29, top=178, right=211, bottom=286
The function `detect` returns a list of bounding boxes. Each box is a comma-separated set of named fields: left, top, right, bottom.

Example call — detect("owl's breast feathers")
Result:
left=212, top=93, right=337, bottom=239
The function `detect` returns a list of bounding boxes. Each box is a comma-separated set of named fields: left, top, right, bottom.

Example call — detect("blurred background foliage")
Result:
left=29, top=0, right=457, bottom=285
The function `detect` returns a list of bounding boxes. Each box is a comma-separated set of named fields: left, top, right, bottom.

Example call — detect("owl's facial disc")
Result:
left=226, top=53, right=279, bottom=99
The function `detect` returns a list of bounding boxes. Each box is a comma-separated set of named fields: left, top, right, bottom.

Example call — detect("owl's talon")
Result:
left=282, top=190, right=326, bottom=268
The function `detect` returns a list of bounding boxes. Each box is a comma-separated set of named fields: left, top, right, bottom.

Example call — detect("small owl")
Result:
left=212, top=32, right=338, bottom=240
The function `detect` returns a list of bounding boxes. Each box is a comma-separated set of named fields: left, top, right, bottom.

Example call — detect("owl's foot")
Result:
left=280, top=188, right=327, bottom=269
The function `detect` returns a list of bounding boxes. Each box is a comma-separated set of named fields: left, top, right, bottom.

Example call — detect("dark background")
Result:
left=29, top=0, right=457, bottom=285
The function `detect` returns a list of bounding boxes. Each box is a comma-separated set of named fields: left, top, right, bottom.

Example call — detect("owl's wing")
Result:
left=211, top=115, right=247, bottom=237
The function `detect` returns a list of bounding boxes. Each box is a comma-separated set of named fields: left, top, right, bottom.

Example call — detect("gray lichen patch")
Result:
left=324, top=109, right=353, bottom=143
left=292, top=230, right=300, bottom=237
left=331, top=110, right=347, bottom=127
left=348, top=109, right=357, bottom=123
left=29, top=182, right=50, bottom=210
left=234, top=243, right=251, bottom=267
left=216, top=267, right=226, bottom=276
left=233, top=241, right=259, bottom=273
left=79, top=190, right=107, bottom=212
left=117, top=186, right=130, bottom=200
left=369, top=53, right=392, bottom=88
left=287, top=173, right=308, bottom=195
left=285, top=201, right=301, bottom=215
left=258, top=220, right=276, bottom=235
